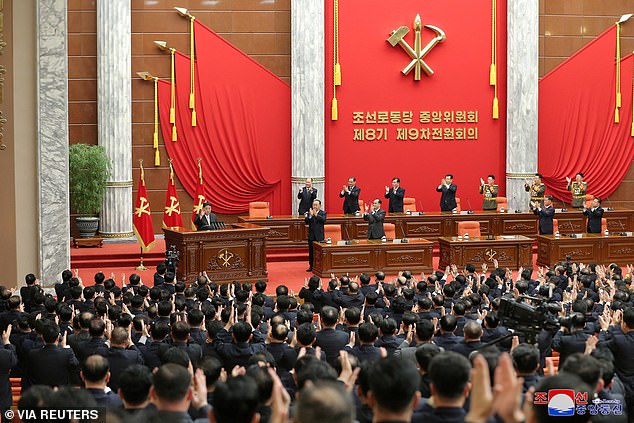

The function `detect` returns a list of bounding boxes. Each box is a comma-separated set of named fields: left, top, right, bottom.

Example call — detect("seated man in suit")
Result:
left=583, top=197, right=604, bottom=233
left=532, top=195, right=555, bottom=235
left=363, top=198, right=386, bottom=240
left=384, top=177, right=405, bottom=213
left=194, top=201, right=217, bottom=230
left=339, top=176, right=361, bottom=214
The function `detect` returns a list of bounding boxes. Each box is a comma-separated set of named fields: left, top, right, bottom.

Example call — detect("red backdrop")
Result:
left=157, top=21, right=291, bottom=215
left=538, top=26, right=634, bottom=204
left=325, top=0, right=507, bottom=212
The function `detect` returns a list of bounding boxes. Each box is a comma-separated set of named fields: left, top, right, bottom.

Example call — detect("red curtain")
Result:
left=158, top=21, right=291, bottom=215
left=539, top=26, right=634, bottom=203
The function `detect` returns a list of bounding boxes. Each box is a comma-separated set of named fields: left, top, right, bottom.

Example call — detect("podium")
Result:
left=163, top=223, right=269, bottom=284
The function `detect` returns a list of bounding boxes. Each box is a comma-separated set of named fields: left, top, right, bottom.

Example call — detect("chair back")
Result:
left=553, top=218, right=559, bottom=234
left=403, top=197, right=417, bottom=212
left=602, top=218, right=608, bottom=233
left=457, top=221, right=481, bottom=237
left=455, top=197, right=461, bottom=212
left=249, top=201, right=270, bottom=218
left=384, top=223, right=396, bottom=239
left=497, top=196, right=508, bottom=211
left=585, top=194, right=594, bottom=209
left=324, top=224, right=342, bottom=242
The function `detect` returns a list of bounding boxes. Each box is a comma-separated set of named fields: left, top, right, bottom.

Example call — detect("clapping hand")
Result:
left=566, top=176, right=571, bottom=184
left=364, top=204, right=369, bottom=213
left=480, top=178, right=485, bottom=185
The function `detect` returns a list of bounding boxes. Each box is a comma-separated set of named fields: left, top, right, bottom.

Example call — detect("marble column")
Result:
left=97, top=0, right=133, bottom=237
left=36, top=0, right=70, bottom=282
left=506, top=0, right=539, bottom=211
left=291, top=0, right=325, bottom=212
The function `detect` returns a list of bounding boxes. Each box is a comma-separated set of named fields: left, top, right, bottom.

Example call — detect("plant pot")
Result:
left=75, top=216, right=100, bottom=238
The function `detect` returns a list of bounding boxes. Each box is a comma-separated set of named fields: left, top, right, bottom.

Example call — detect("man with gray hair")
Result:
left=296, top=381, right=355, bottom=423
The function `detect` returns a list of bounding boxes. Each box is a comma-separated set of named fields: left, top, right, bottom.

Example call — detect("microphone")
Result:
left=559, top=199, right=568, bottom=212
left=397, top=219, right=407, bottom=242
left=343, top=221, right=353, bottom=245
left=466, top=198, right=474, bottom=214
left=512, top=194, right=521, bottom=213
left=605, top=196, right=615, bottom=211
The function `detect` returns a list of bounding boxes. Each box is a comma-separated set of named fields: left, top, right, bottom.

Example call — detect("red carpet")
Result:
left=71, top=240, right=541, bottom=295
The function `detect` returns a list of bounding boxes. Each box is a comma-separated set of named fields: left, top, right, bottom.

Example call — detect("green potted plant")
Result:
left=69, top=144, right=112, bottom=238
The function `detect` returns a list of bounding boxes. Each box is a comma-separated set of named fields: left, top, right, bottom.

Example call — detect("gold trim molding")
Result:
left=506, top=172, right=537, bottom=179
left=105, top=181, right=134, bottom=188
left=291, top=176, right=325, bottom=183
left=99, top=231, right=135, bottom=238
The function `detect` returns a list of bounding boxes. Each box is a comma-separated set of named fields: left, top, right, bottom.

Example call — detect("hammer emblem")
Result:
left=387, top=14, right=446, bottom=81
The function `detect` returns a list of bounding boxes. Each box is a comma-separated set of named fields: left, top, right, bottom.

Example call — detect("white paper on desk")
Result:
left=500, top=235, right=515, bottom=239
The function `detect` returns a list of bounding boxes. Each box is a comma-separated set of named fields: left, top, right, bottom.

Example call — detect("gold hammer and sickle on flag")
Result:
left=135, top=197, right=151, bottom=217
left=164, top=196, right=181, bottom=216
left=193, top=194, right=205, bottom=213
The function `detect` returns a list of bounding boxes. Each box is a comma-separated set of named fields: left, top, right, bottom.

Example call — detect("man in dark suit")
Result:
left=384, top=177, right=405, bottom=213
left=194, top=201, right=217, bottom=230
left=532, top=195, right=555, bottom=235
left=305, top=199, right=326, bottom=272
left=315, top=306, right=349, bottom=365
left=297, top=177, right=318, bottom=215
left=363, top=198, right=386, bottom=240
left=20, top=274, right=41, bottom=313
left=0, top=325, right=17, bottom=416
left=451, top=321, right=485, bottom=357
left=54, top=269, right=73, bottom=303
left=153, top=262, right=166, bottom=287
left=80, top=355, right=123, bottom=408
left=552, top=313, right=590, bottom=367
left=583, top=197, right=605, bottom=233
left=339, top=176, right=361, bottom=214
left=27, top=322, right=79, bottom=387
left=436, top=174, right=458, bottom=212
left=98, top=327, right=144, bottom=392
left=598, top=308, right=634, bottom=405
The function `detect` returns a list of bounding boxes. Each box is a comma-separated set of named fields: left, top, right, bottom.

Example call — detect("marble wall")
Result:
left=506, top=0, right=539, bottom=211
left=37, top=0, right=70, bottom=282
left=291, top=0, right=325, bottom=211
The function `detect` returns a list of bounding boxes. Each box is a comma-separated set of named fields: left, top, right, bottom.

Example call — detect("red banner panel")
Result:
left=325, top=0, right=507, bottom=212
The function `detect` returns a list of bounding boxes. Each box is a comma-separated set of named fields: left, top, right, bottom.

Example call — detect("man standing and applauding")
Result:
left=297, top=178, right=317, bottom=215
left=339, top=177, right=361, bottom=214
left=532, top=195, right=555, bottom=235
left=305, top=199, right=326, bottom=272
left=437, top=174, right=457, bottom=212
left=479, top=174, right=498, bottom=211
left=363, top=198, right=386, bottom=240
left=583, top=197, right=604, bottom=233
left=384, top=177, right=405, bottom=213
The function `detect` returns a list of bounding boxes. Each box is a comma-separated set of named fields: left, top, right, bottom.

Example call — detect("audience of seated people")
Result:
left=0, top=260, right=633, bottom=422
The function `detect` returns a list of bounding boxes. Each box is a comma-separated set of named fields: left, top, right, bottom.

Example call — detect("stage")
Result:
left=69, top=239, right=540, bottom=294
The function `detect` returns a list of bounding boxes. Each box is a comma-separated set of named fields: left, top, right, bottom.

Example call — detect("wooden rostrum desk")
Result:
left=240, top=209, right=634, bottom=249
left=537, top=233, right=634, bottom=266
left=163, top=224, right=269, bottom=284
left=312, top=238, right=433, bottom=278
left=438, top=235, right=534, bottom=269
